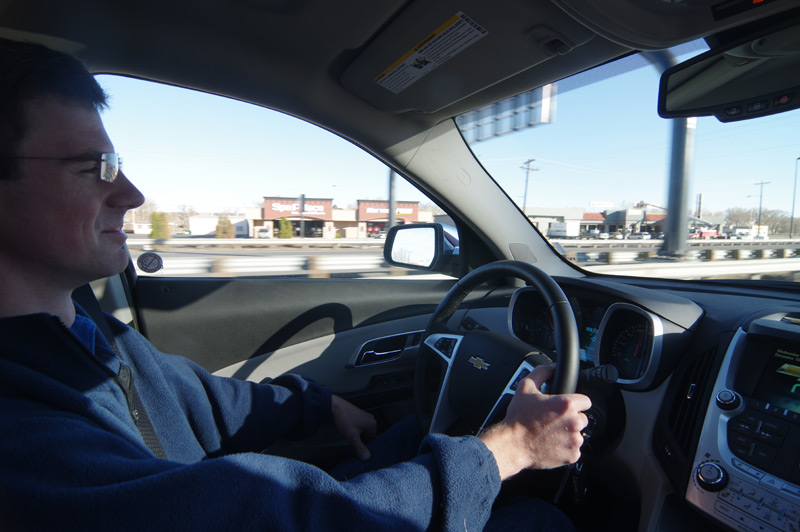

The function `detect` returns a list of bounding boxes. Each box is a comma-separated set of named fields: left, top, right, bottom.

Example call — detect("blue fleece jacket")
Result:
left=0, top=310, right=501, bottom=531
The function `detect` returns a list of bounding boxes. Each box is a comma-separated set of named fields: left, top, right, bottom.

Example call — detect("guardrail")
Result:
left=127, top=237, right=385, bottom=249
left=556, top=239, right=800, bottom=263
left=127, top=237, right=800, bottom=280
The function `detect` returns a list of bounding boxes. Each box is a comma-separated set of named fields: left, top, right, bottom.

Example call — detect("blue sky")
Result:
left=97, top=52, right=800, bottom=217
left=473, top=61, right=800, bottom=216
left=98, top=75, right=423, bottom=213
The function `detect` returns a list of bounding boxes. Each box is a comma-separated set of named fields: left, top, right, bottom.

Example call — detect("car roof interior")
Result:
left=2, top=0, right=799, bottom=162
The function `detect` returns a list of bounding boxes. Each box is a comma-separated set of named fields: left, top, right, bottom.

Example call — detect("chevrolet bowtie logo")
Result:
left=468, top=356, right=490, bottom=370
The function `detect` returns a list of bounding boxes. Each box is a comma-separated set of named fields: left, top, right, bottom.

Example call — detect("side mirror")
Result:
left=658, top=18, right=800, bottom=122
left=383, top=223, right=458, bottom=272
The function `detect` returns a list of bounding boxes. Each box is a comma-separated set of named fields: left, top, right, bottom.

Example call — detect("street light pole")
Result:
left=792, top=157, right=800, bottom=238
left=755, top=181, right=770, bottom=237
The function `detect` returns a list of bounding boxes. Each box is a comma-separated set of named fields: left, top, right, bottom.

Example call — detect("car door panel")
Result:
left=131, top=276, right=454, bottom=384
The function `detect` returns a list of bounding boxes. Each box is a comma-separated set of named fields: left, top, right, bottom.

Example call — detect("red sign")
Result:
left=357, top=200, right=419, bottom=222
left=263, top=197, right=331, bottom=220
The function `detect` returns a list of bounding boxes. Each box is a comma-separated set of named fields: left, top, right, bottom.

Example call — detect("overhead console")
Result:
left=687, top=314, right=800, bottom=532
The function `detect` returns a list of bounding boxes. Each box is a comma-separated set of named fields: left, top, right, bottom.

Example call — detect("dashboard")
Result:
left=453, top=276, right=800, bottom=532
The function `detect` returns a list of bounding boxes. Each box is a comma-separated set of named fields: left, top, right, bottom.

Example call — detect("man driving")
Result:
left=0, top=38, right=590, bottom=531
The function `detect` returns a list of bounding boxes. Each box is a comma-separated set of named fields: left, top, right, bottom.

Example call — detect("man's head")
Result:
left=0, top=38, right=108, bottom=180
left=0, top=38, right=144, bottom=297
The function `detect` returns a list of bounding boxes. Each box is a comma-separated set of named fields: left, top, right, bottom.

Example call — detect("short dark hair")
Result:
left=0, top=38, right=108, bottom=179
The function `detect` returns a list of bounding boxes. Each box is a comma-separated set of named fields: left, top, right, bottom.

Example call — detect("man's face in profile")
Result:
left=0, top=96, right=145, bottom=291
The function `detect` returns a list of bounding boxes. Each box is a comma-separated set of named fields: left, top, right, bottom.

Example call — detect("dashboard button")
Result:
left=732, top=419, right=758, bottom=435
left=781, top=482, right=800, bottom=500
left=760, top=418, right=790, bottom=436
left=729, top=431, right=756, bottom=449
left=732, top=458, right=766, bottom=480
left=754, top=430, right=784, bottom=446
left=750, top=442, right=778, bottom=470
left=760, top=475, right=782, bottom=490
left=696, top=461, right=728, bottom=491
left=717, top=390, right=741, bottom=410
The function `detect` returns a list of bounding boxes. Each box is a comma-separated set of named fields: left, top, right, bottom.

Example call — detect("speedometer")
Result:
left=608, top=320, right=651, bottom=380
left=595, top=303, right=663, bottom=387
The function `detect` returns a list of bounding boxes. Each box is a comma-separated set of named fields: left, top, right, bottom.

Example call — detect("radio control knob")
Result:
left=696, top=461, right=728, bottom=492
left=716, top=389, right=741, bottom=411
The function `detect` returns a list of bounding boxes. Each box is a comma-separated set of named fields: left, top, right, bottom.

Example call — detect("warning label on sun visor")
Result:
left=375, top=12, right=487, bottom=94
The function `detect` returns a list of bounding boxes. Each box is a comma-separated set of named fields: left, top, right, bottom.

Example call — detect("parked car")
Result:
left=4, top=2, right=800, bottom=532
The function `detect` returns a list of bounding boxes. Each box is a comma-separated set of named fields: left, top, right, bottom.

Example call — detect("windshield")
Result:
left=459, top=46, right=800, bottom=283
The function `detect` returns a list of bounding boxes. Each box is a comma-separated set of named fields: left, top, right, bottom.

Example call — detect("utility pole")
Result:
left=643, top=50, right=693, bottom=258
left=388, top=168, right=396, bottom=230
left=755, top=181, right=770, bottom=237
left=520, top=159, right=538, bottom=214
left=791, top=157, right=799, bottom=238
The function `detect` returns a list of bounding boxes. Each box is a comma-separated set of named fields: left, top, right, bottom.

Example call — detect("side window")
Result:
left=98, top=76, right=448, bottom=278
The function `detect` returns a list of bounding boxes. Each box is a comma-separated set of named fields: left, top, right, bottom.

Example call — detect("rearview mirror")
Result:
left=658, top=19, right=800, bottom=122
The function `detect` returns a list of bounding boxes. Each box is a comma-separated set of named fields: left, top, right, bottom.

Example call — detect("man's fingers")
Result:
left=526, top=363, right=556, bottom=391
left=350, top=435, right=372, bottom=462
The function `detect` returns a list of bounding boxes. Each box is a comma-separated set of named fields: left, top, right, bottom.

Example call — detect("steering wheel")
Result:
left=414, top=260, right=580, bottom=435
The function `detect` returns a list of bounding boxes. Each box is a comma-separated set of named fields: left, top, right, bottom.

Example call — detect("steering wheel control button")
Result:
left=510, top=369, right=531, bottom=391
left=696, top=462, right=728, bottom=492
left=716, top=389, right=741, bottom=410
left=433, top=337, right=457, bottom=358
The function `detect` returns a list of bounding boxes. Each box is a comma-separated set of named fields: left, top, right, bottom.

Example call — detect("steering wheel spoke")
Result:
left=423, top=333, right=464, bottom=434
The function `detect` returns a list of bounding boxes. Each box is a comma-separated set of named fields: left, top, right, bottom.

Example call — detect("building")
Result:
left=258, top=197, right=423, bottom=238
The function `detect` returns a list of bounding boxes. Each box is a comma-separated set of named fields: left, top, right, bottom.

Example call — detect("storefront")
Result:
left=357, top=200, right=419, bottom=237
left=259, top=197, right=422, bottom=238
left=262, top=196, right=336, bottom=238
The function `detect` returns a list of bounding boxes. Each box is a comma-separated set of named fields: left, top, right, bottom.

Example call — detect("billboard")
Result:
left=456, top=84, right=556, bottom=143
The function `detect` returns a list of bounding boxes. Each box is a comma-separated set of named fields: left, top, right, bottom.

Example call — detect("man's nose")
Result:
left=109, top=170, right=145, bottom=210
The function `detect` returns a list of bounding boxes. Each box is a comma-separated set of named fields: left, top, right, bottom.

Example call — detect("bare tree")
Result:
left=724, top=207, right=754, bottom=226
left=174, top=205, right=197, bottom=233
left=760, top=209, right=790, bottom=235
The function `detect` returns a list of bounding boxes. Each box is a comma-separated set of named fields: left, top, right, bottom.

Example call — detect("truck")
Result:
left=548, top=221, right=581, bottom=239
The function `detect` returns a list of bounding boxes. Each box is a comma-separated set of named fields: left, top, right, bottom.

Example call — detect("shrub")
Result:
left=150, top=212, right=170, bottom=239
left=215, top=216, right=235, bottom=238
left=278, top=217, right=293, bottom=239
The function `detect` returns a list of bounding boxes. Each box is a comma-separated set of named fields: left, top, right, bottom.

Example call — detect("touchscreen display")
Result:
left=753, top=343, right=800, bottom=415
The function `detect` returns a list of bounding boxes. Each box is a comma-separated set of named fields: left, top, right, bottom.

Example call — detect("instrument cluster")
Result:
left=509, top=287, right=663, bottom=387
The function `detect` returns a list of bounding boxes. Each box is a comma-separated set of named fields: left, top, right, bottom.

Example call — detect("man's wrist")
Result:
left=478, top=422, right=527, bottom=481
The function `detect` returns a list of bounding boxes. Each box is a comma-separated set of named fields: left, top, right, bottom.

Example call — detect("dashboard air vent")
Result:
left=666, top=345, right=718, bottom=458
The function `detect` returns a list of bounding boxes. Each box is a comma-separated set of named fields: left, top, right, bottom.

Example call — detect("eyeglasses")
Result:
left=9, top=152, right=122, bottom=183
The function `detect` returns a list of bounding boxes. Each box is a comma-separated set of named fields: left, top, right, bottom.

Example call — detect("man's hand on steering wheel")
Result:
left=478, top=365, right=592, bottom=481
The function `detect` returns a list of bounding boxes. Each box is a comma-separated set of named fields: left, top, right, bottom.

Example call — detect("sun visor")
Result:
left=340, top=3, right=595, bottom=114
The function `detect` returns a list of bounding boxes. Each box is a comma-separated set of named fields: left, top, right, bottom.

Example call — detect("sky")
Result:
left=97, top=48, right=800, bottom=218
left=98, top=75, right=426, bottom=214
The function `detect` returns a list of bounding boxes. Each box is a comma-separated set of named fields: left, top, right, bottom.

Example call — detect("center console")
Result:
left=687, top=316, right=800, bottom=532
